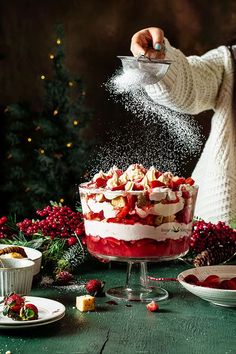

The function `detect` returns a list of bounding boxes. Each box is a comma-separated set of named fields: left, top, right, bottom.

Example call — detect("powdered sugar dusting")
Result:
left=90, top=65, right=204, bottom=177
left=107, top=68, right=204, bottom=150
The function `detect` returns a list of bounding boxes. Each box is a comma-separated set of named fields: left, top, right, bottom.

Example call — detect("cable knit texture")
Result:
left=144, top=39, right=236, bottom=224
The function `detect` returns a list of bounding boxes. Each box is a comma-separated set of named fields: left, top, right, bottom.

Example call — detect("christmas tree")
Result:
left=0, top=26, right=93, bottom=216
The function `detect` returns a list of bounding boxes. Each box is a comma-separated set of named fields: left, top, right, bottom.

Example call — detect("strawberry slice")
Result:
left=133, top=183, right=144, bottom=191
left=167, top=180, right=174, bottom=189
left=145, top=215, right=155, bottom=226
left=95, top=177, right=107, bottom=188
left=127, top=194, right=136, bottom=209
left=201, top=275, right=220, bottom=288
left=219, top=280, right=230, bottom=289
left=115, top=169, right=123, bottom=177
left=111, top=184, right=126, bottom=191
left=172, top=177, right=186, bottom=185
left=107, top=217, right=119, bottom=223
left=146, top=301, right=159, bottom=312
left=116, top=205, right=130, bottom=219
left=150, top=180, right=166, bottom=188
left=225, top=278, right=236, bottom=290
left=185, top=177, right=195, bottom=186
left=183, top=274, right=199, bottom=285
left=155, top=171, right=162, bottom=179
left=172, top=177, right=186, bottom=190
left=123, top=219, right=135, bottom=225
left=182, top=190, right=190, bottom=199
left=106, top=237, right=121, bottom=247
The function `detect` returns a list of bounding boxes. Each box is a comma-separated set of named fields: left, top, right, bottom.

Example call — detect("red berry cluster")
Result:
left=0, top=216, right=9, bottom=239
left=190, top=220, right=236, bottom=254
left=17, top=205, right=85, bottom=240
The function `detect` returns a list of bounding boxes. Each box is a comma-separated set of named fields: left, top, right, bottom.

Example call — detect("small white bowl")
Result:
left=0, top=258, right=35, bottom=296
left=177, top=265, right=236, bottom=307
left=0, top=245, right=42, bottom=275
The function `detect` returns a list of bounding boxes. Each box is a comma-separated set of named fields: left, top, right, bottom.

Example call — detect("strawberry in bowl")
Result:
left=79, top=164, right=198, bottom=261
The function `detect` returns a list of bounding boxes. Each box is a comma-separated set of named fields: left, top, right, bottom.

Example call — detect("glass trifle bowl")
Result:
left=79, top=164, right=198, bottom=301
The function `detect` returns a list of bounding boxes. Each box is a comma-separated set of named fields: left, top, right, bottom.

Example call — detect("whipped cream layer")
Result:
left=135, top=197, right=184, bottom=218
left=87, top=199, right=118, bottom=218
left=84, top=220, right=192, bottom=241
left=83, top=195, right=184, bottom=219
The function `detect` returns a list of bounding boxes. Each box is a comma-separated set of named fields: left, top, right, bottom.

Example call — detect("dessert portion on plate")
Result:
left=3, top=293, right=38, bottom=321
left=79, top=164, right=198, bottom=260
left=0, top=295, right=66, bottom=328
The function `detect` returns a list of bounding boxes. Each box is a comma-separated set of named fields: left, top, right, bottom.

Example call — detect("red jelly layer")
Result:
left=85, top=235, right=190, bottom=259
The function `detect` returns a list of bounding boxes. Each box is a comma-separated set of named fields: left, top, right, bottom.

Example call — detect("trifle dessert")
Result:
left=79, top=164, right=198, bottom=261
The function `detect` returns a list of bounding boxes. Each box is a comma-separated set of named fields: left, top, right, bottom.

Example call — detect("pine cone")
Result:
left=193, top=244, right=236, bottom=267
left=57, top=242, right=87, bottom=272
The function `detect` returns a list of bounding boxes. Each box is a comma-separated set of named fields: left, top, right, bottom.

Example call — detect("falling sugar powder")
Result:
left=88, top=65, right=205, bottom=175
left=110, top=68, right=157, bottom=93
left=90, top=117, right=191, bottom=175
left=88, top=65, right=204, bottom=176
left=106, top=68, right=204, bottom=153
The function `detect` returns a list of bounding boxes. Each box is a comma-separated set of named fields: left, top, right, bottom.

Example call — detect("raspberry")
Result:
left=85, top=279, right=105, bottom=296
left=146, top=301, right=159, bottom=312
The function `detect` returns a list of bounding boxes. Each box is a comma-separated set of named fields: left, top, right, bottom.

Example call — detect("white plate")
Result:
left=177, top=265, right=236, bottom=307
left=0, top=244, right=42, bottom=275
left=0, top=296, right=65, bottom=327
left=0, top=313, right=65, bottom=329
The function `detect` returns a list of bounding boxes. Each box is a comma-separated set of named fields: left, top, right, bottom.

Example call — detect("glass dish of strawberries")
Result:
left=79, top=164, right=198, bottom=261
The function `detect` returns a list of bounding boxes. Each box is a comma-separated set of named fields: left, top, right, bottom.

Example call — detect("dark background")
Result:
left=1, top=0, right=236, bottom=177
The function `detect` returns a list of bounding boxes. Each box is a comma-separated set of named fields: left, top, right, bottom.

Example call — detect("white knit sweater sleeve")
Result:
left=144, top=39, right=236, bottom=224
left=145, top=39, right=227, bottom=114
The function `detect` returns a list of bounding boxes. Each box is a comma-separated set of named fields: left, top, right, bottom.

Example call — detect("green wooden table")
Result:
left=0, top=261, right=235, bottom=354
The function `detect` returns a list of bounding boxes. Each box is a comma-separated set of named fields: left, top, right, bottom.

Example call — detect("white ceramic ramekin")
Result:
left=0, top=245, right=42, bottom=275
left=0, top=258, right=35, bottom=296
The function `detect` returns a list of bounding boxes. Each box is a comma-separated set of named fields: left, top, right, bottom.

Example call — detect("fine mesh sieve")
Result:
left=117, top=55, right=171, bottom=82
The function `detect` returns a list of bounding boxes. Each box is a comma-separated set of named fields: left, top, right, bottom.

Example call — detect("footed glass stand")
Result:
left=106, top=261, right=169, bottom=302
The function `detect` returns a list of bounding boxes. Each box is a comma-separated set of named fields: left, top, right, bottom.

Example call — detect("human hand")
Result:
left=130, top=27, right=165, bottom=59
